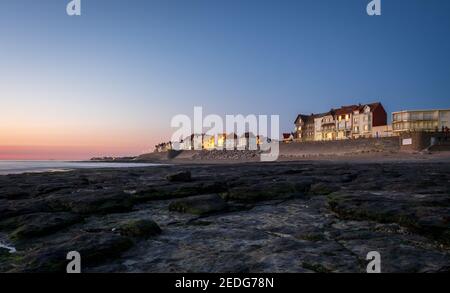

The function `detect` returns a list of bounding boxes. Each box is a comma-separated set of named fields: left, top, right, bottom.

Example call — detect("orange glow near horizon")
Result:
left=0, top=79, right=174, bottom=160
left=0, top=125, right=166, bottom=160
left=0, top=145, right=150, bottom=161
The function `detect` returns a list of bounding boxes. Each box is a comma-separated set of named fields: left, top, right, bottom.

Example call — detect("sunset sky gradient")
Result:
left=1, top=0, right=450, bottom=160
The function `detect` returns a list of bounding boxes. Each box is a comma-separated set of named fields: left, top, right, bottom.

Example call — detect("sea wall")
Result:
left=279, top=137, right=400, bottom=158
left=138, top=137, right=401, bottom=162
left=399, top=131, right=450, bottom=152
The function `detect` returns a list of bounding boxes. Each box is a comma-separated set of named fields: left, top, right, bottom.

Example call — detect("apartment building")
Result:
left=321, top=112, right=337, bottom=141
left=314, top=116, right=323, bottom=141
left=392, top=109, right=450, bottom=133
left=352, top=103, right=388, bottom=138
left=335, top=105, right=358, bottom=139
left=295, top=113, right=328, bottom=141
left=294, top=102, right=388, bottom=141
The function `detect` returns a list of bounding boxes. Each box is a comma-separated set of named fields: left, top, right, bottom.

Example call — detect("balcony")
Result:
left=393, top=111, right=438, bottom=122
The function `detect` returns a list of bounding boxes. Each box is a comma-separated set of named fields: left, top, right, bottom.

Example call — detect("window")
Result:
left=423, top=112, right=435, bottom=121
left=411, top=112, right=421, bottom=121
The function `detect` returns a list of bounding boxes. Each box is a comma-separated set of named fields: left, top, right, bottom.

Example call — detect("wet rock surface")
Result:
left=166, top=171, right=192, bottom=183
left=120, top=219, right=162, bottom=238
left=0, top=162, right=449, bottom=273
left=169, top=194, right=228, bottom=215
left=1, top=212, right=83, bottom=241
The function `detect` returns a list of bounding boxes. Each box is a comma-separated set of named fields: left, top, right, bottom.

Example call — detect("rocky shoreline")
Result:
left=0, top=160, right=449, bottom=273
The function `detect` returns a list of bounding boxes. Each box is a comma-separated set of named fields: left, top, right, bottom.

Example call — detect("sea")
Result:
left=0, top=160, right=162, bottom=175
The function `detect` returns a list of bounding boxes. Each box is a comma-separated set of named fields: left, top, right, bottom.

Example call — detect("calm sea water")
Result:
left=0, top=161, right=163, bottom=175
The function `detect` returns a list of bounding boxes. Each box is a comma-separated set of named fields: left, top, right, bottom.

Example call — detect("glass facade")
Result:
left=392, top=110, right=448, bottom=132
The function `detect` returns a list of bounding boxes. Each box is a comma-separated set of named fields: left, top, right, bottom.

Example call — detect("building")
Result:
left=372, top=125, right=393, bottom=138
left=180, top=134, right=204, bottom=150
left=217, top=133, right=227, bottom=149
left=392, top=109, right=450, bottom=133
left=192, top=134, right=204, bottom=150
left=321, top=111, right=337, bottom=141
left=238, top=132, right=257, bottom=150
left=180, top=135, right=193, bottom=150
left=294, top=102, right=388, bottom=141
left=161, top=132, right=269, bottom=152
left=257, top=135, right=270, bottom=147
left=295, top=112, right=319, bottom=141
left=154, top=142, right=172, bottom=152
left=225, top=133, right=238, bottom=150
left=203, top=134, right=216, bottom=150
left=177, top=133, right=238, bottom=150
left=352, top=103, right=388, bottom=138
left=335, top=105, right=359, bottom=140
left=314, top=116, right=323, bottom=141
left=295, top=114, right=319, bottom=141
left=283, top=133, right=294, bottom=142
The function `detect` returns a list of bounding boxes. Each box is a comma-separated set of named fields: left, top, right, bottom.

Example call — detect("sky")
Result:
left=1, top=0, right=449, bottom=160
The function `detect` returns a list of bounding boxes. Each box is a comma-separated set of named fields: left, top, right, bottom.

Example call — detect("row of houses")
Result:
left=288, top=103, right=450, bottom=142
left=154, top=104, right=450, bottom=152
left=154, top=133, right=269, bottom=152
left=291, top=102, right=389, bottom=141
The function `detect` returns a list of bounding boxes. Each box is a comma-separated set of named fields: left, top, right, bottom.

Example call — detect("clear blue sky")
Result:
left=1, top=0, right=449, bottom=158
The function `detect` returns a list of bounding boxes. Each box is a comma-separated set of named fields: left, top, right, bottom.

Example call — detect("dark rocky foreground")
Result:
left=0, top=161, right=449, bottom=273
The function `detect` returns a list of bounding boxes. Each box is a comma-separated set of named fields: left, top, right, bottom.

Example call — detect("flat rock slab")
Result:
left=0, top=212, right=83, bottom=241
left=14, top=232, right=133, bottom=273
left=120, top=219, right=162, bottom=238
left=169, top=194, right=228, bottom=215
left=166, top=171, right=192, bottom=182
left=328, top=191, right=450, bottom=245
left=55, top=190, right=134, bottom=215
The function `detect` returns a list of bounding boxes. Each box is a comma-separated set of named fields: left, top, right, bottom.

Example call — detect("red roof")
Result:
left=365, top=102, right=382, bottom=111
left=295, top=112, right=328, bottom=124
left=334, top=105, right=359, bottom=116
left=295, top=102, right=385, bottom=122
